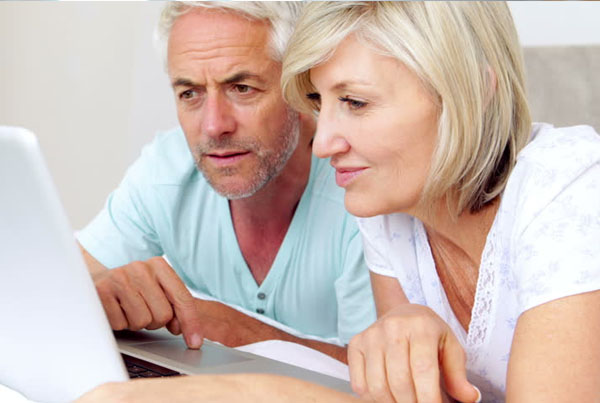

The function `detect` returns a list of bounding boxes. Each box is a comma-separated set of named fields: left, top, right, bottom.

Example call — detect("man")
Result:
left=77, top=2, right=375, bottom=362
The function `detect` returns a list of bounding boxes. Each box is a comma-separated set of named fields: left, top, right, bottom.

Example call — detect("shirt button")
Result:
left=257, top=292, right=266, bottom=300
left=256, top=308, right=265, bottom=314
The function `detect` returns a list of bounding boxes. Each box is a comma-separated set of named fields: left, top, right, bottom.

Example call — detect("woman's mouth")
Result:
left=334, top=167, right=367, bottom=187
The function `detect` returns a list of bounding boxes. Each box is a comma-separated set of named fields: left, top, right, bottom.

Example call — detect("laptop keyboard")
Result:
left=122, top=353, right=182, bottom=378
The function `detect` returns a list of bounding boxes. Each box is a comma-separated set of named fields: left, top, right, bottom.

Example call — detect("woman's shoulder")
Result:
left=505, top=123, right=600, bottom=216
left=518, top=123, right=600, bottom=171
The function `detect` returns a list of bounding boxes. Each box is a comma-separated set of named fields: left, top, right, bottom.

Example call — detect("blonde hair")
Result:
left=156, top=1, right=303, bottom=66
left=282, top=1, right=531, bottom=217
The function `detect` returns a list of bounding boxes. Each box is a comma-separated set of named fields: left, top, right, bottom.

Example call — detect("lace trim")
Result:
left=466, top=218, right=499, bottom=356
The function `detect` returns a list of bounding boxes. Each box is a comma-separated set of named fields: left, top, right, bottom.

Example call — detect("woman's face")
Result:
left=309, top=35, right=439, bottom=217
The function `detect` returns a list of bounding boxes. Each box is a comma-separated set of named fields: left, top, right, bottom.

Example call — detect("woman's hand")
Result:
left=347, top=304, right=480, bottom=403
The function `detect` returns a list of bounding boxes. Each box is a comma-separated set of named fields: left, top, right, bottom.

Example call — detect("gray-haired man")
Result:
left=77, top=2, right=375, bottom=362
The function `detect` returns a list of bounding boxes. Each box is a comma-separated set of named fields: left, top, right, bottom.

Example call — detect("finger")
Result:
left=118, top=291, right=153, bottom=331
left=439, top=332, right=480, bottom=403
left=384, top=339, right=417, bottom=403
left=364, top=347, right=396, bottom=403
left=98, top=293, right=129, bottom=331
left=408, top=333, right=442, bottom=403
left=166, top=317, right=181, bottom=335
left=110, top=269, right=152, bottom=331
left=151, top=258, right=204, bottom=349
left=348, top=339, right=367, bottom=397
left=133, top=272, right=174, bottom=330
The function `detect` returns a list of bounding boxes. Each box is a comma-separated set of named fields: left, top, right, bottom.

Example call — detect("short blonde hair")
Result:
left=282, top=1, right=531, bottom=217
left=156, top=1, right=303, bottom=66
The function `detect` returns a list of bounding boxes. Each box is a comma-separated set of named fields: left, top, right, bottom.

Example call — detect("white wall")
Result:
left=0, top=2, right=176, bottom=229
left=1, top=2, right=599, bottom=229
left=509, top=1, right=600, bottom=46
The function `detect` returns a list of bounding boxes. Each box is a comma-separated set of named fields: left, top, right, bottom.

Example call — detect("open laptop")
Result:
left=0, top=127, right=352, bottom=402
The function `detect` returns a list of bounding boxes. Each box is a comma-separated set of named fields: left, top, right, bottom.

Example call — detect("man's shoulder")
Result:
left=131, top=127, right=200, bottom=187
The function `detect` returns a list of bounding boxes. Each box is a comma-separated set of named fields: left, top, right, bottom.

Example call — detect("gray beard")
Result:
left=194, top=109, right=300, bottom=200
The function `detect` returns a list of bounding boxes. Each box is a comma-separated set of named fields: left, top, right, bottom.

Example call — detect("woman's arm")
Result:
left=77, top=374, right=359, bottom=403
left=370, top=271, right=409, bottom=317
left=506, top=290, right=600, bottom=401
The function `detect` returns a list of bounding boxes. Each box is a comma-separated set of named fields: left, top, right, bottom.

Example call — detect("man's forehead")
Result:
left=168, top=8, right=271, bottom=58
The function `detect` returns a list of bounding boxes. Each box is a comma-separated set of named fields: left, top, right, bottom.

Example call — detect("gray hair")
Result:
left=155, top=1, right=303, bottom=67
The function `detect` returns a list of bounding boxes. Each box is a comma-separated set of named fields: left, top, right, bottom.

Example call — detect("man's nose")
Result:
left=201, top=94, right=236, bottom=139
left=312, top=112, right=350, bottom=159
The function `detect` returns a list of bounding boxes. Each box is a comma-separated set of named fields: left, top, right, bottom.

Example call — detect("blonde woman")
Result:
left=281, top=1, right=600, bottom=402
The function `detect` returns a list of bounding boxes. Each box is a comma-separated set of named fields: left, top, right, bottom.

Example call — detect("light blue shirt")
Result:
left=77, top=128, right=376, bottom=343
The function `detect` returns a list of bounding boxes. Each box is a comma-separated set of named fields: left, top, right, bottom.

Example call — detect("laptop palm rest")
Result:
left=116, top=330, right=354, bottom=393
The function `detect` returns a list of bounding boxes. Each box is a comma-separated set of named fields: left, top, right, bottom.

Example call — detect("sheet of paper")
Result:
left=0, top=384, right=32, bottom=403
left=235, top=340, right=350, bottom=381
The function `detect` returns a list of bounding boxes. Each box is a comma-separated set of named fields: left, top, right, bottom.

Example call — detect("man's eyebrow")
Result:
left=222, top=71, right=264, bottom=85
left=172, top=78, right=197, bottom=88
left=171, top=72, right=265, bottom=88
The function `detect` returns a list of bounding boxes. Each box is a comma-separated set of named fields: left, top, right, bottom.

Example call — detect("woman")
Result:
left=282, top=1, right=600, bottom=402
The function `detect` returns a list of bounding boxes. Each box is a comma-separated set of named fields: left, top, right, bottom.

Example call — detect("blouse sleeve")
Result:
left=513, top=161, right=600, bottom=315
left=356, top=216, right=396, bottom=277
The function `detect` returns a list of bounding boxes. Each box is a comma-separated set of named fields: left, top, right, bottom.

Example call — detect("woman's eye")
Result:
left=339, top=96, right=367, bottom=110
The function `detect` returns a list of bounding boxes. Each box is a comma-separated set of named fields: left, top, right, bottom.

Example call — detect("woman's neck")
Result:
left=417, top=197, right=500, bottom=332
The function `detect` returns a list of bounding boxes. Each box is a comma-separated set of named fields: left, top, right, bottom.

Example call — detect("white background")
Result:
left=1, top=1, right=599, bottom=229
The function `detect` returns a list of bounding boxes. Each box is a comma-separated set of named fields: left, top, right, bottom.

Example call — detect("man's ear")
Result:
left=484, top=65, right=497, bottom=109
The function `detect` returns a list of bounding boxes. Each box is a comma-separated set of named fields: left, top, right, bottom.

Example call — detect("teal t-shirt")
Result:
left=77, top=128, right=376, bottom=343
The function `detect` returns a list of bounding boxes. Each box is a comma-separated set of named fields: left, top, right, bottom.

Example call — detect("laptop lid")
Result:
left=0, top=127, right=128, bottom=403
left=0, top=126, right=353, bottom=399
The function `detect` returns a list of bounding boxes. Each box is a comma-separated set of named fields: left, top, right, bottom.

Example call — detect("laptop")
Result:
left=0, top=127, right=352, bottom=402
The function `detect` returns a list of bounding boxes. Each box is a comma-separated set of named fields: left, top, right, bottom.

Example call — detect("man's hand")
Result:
left=168, top=298, right=349, bottom=363
left=348, top=304, right=481, bottom=403
left=91, top=256, right=204, bottom=349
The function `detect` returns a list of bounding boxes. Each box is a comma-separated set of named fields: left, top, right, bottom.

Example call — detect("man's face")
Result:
left=168, top=9, right=299, bottom=199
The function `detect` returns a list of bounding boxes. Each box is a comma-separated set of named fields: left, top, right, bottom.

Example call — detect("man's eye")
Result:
left=339, top=96, right=367, bottom=110
left=234, top=84, right=252, bottom=94
left=179, top=89, right=196, bottom=100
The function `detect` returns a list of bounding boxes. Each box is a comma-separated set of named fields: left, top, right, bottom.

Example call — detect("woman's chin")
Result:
left=344, top=196, right=386, bottom=218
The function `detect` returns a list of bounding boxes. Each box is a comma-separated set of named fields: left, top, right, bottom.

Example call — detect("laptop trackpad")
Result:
left=128, top=339, right=251, bottom=369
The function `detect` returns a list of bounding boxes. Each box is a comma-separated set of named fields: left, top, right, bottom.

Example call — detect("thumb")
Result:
left=439, top=332, right=481, bottom=403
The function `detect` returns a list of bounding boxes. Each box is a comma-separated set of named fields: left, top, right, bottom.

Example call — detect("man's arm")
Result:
left=186, top=299, right=349, bottom=363
left=80, top=244, right=347, bottom=362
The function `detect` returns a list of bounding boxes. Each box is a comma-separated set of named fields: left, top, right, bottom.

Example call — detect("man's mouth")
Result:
left=204, top=151, right=251, bottom=166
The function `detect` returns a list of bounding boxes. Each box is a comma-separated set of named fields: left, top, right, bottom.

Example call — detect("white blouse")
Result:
left=357, top=123, right=600, bottom=402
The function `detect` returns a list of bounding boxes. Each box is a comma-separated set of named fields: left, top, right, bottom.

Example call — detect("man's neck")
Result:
left=229, top=138, right=313, bottom=285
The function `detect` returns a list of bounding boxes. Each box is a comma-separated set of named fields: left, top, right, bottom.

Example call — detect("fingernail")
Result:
left=473, top=385, right=481, bottom=403
left=189, top=333, right=202, bottom=349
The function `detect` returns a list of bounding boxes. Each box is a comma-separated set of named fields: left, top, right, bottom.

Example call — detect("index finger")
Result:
left=439, top=332, right=480, bottom=403
left=150, top=257, right=204, bottom=349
